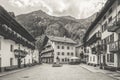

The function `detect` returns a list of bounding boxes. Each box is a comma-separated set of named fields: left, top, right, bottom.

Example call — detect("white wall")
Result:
left=51, top=41, right=76, bottom=63
left=0, top=35, right=35, bottom=67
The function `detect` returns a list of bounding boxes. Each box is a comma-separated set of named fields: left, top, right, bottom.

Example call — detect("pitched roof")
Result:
left=83, top=0, right=116, bottom=42
left=0, top=6, right=35, bottom=42
left=47, top=36, right=76, bottom=44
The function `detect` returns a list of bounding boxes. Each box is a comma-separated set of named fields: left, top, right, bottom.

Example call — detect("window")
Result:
left=10, top=45, right=14, bottom=52
left=0, top=37, right=1, bottom=50
left=67, top=46, right=69, bottom=50
left=68, top=59, right=69, bottom=62
left=67, top=52, right=69, bottom=56
left=71, top=52, right=73, bottom=56
left=103, top=39, right=107, bottom=44
left=57, top=46, right=60, bottom=49
left=57, top=52, right=60, bottom=55
left=10, top=58, right=13, bottom=66
left=119, top=33, right=120, bottom=40
left=62, top=59, right=64, bottom=62
left=110, top=54, right=114, bottom=62
left=102, top=21, right=107, bottom=32
left=107, top=54, right=114, bottom=63
left=109, top=16, right=112, bottom=22
left=106, top=36, right=110, bottom=44
left=110, top=34, right=114, bottom=43
left=62, top=46, right=64, bottom=49
left=107, top=54, right=109, bottom=62
left=62, top=52, right=64, bottom=55
left=119, top=11, right=120, bottom=15
left=71, top=59, right=73, bottom=62
left=102, top=25, right=104, bottom=32
left=109, top=8, right=112, bottom=14
left=103, top=15, right=106, bottom=20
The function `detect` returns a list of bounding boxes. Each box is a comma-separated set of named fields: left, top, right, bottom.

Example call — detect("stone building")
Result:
left=41, top=36, right=76, bottom=64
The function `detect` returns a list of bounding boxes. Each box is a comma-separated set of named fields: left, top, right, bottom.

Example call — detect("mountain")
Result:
left=16, top=10, right=97, bottom=44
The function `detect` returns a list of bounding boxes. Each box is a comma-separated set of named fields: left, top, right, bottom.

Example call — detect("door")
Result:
left=103, top=55, right=106, bottom=65
left=18, top=58, right=21, bottom=68
left=117, top=53, right=120, bottom=68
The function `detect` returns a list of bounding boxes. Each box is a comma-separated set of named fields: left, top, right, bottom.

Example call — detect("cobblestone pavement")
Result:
left=0, top=64, right=117, bottom=80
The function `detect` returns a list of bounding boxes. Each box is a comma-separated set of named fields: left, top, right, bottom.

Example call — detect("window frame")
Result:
left=10, top=44, right=14, bottom=52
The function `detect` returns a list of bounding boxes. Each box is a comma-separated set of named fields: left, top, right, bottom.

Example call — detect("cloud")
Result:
left=8, top=0, right=107, bottom=19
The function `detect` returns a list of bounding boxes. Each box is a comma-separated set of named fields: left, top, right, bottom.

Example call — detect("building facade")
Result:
left=83, top=0, right=120, bottom=69
left=0, top=6, right=38, bottom=72
left=75, top=44, right=85, bottom=62
left=41, top=36, right=76, bottom=64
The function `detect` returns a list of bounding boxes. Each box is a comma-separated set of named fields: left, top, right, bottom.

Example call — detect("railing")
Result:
left=41, top=47, right=54, bottom=54
left=0, top=24, right=35, bottom=49
left=107, top=14, right=120, bottom=32
left=109, top=40, right=120, bottom=52
left=87, top=32, right=101, bottom=45
left=14, top=49, right=28, bottom=58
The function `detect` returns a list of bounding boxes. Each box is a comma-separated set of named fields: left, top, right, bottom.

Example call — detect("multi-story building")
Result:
left=83, top=0, right=120, bottom=69
left=0, top=6, right=38, bottom=72
left=41, top=36, right=77, bottom=64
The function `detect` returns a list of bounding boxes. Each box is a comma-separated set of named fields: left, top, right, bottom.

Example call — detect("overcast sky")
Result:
left=0, top=0, right=107, bottom=19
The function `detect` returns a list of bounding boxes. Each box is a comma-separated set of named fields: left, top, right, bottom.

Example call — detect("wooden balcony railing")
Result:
left=14, top=49, right=28, bottom=58
left=41, top=48, right=54, bottom=54
left=0, top=24, right=35, bottom=49
left=87, top=32, right=101, bottom=45
left=108, top=14, right=120, bottom=32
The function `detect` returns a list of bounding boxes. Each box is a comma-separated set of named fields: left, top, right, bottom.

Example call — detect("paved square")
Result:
left=0, top=64, right=117, bottom=80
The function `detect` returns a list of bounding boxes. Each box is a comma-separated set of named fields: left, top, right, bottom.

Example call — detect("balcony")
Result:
left=0, top=24, right=35, bottom=49
left=109, top=41, right=120, bottom=52
left=41, top=48, right=54, bottom=54
left=14, top=49, right=28, bottom=58
left=108, top=15, right=120, bottom=32
left=92, top=47, right=97, bottom=54
left=41, top=53, right=54, bottom=58
left=87, top=32, right=101, bottom=45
